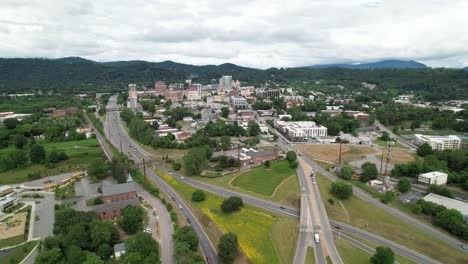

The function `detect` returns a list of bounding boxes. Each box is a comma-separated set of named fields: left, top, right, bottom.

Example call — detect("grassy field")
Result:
left=231, top=160, right=296, bottom=196
left=376, top=149, right=416, bottom=165
left=305, top=247, right=315, bottom=264
left=335, top=238, right=372, bottom=264
left=0, top=240, right=38, bottom=264
left=373, top=138, right=407, bottom=149
left=296, top=144, right=379, bottom=164
left=155, top=168, right=298, bottom=264
left=344, top=233, right=416, bottom=264
left=193, top=162, right=300, bottom=209
left=0, top=139, right=104, bottom=185
left=316, top=174, right=468, bottom=264
left=0, top=235, right=25, bottom=249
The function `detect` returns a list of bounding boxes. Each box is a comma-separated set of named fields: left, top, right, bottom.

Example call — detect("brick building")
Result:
left=90, top=182, right=139, bottom=220
left=233, top=148, right=280, bottom=166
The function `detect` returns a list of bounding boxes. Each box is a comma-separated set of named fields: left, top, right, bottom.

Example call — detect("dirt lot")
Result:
left=377, top=149, right=416, bottom=164
left=296, top=144, right=379, bottom=164
left=0, top=212, right=26, bottom=239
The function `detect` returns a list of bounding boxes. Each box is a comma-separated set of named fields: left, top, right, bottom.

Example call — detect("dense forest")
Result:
left=1, top=57, right=468, bottom=101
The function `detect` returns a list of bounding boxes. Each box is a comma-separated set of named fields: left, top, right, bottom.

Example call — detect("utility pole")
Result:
left=142, top=158, right=147, bottom=187
left=379, top=148, right=385, bottom=175
left=338, top=141, right=343, bottom=165
left=384, top=141, right=394, bottom=176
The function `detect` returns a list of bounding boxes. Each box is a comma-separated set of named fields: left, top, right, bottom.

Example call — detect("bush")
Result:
left=264, top=160, right=271, bottom=168
left=221, top=196, right=244, bottom=213
left=172, top=162, right=181, bottom=171
left=218, top=232, right=239, bottom=264
left=338, top=166, right=353, bottom=180
left=286, top=151, right=297, bottom=162
left=380, top=191, right=395, bottom=204
left=191, top=190, right=206, bottom=202
left=427, top=184, right=454, bottom=198
left=331, top=180, right=352, bottom=200
left=397, top=178, right=411, bottom=193
left=289, top=161, right=298, bottom=169
left=328, top=198, right=335, bottom=205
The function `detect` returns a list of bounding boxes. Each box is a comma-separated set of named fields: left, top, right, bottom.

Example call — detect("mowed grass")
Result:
left=231, top=160, right=296, bottom=196
left=193, top=162, right=300, bottom=209
left=155, top=168, right=298, bottom=264
left=0, top=139, right=104, bottom=184
left=305, top=247, right=315, bottom=264
left=0, top=240, right=38, bottom=264
left=316, top=174, right=468, bottom=264
left=334, top=238, right=372, bottom=264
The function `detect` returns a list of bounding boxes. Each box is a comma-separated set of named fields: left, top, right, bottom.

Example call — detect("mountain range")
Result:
left=306, top=60, right=427, bottom=69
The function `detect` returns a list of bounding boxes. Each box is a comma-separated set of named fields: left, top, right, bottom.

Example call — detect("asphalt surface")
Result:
left=103, top=97, right=458, bottom=264
left=102, top=97, right=218, bottom=264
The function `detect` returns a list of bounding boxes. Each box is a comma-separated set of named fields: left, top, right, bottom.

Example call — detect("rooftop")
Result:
left=423, top=193, right=468, bottom=216
left=419, top=171, right=447, bottom=179
left=102, top=182, right=136, bottom=197
left=90, top=197, right=139, bottom=213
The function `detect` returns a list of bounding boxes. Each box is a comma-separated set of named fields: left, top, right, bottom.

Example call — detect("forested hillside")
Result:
left=1, top=57, right=468, bottom=101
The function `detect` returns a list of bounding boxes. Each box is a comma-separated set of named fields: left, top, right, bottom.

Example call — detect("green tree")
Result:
left=125, top=232, right=160, bottom=260
left=397, top=178, right=411, bottom=193
left=35, top=247, right=63, bottom=264
left=221, top=107, right=230, bottom=118
left=370, top=246, right=395, bottom=264
left=192, top=190, right=206, bottom=202
left=417, top=143, right=433, bottom=157
left=286, top=151, right=297, bottom=162
left=218, top=232, right=239, bottom=264
left=110, top=157, right=127, bottom=183
left=87, top=159, right=108, bottom=180
left=183, top=147, right=208, bottom=176
left=8, top=150, right=28, bottom=169
left=289, top=160, right=298, bottom=169
left=120, top=206, right=144, bottom=234
left=30, top=144, right=46, bottom=163
left=428, top=184, right=454, bottom=198
left=82, top=252, right=104, bottom=264
left=331, top=180, right=353, bottom=200
left=174, top=226, right=199, bottom=251
left=380, top=191, right=396, bottom=204
left=12, top=134, right=27, bottom=149
left=338, top=166, right=353, bottom=180
left=247, top=120, right=261, bottom=136
left=221, top=196, right=244, bottom=213
left=361, top=162, right=378, bottom=182
left=96, top=244, right=113, bottom=260
left=120, top=108, right=135, bottom=125
left=172, top=162, right=181, bottom=171
left=65, top=245, right=86, bottom=264
left=264, top=160, right=271, bottom=168
left=3, top=118, right=18, bottom=129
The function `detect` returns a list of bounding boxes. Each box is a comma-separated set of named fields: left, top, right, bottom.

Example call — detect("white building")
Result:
left=276, top=121, right=327, bottom=141
left=414, top=134, right=462, bottom=150
left=127, top=84, right=139, bottom=111
left=423, top=193, right=468, bottom=223
left=230, top=96, right=248, bottom=109
left=418, top=171, right=448, bottom=185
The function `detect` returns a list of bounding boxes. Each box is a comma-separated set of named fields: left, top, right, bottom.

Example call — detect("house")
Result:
left=317, top=136, right=337, bottom=144
left=114, top=243, right=126, bottom=259
left=232, top=148, right=280, bottom=166
left=423, top=193, right=468, bottom=223
left=52, top=107, right=79, bottom=117
left=418, top=171, right=448, bottom=185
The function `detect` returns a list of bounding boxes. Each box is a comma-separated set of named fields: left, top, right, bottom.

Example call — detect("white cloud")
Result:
left=0, top=0, right=467, bottom=68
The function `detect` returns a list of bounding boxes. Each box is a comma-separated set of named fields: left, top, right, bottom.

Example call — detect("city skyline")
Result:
left=1, top=0, right=468, bottom=69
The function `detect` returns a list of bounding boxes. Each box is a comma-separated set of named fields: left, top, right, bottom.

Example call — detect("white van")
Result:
left=314, top=233, right=320, bottom=243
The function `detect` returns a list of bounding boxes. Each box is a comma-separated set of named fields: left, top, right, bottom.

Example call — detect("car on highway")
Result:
left=280, top=206, right=285, bottom=209
left=314, top=233, right=320, bottom=243
left=459, top=244, right=468, bottom=250
left=187, top=218, right=191, bottom=224
left=181, top=176, right=185, bottom=179
left=302, top=187, right=305, bottom=192
left=171, top=197, right=175, bottom=201
left=178, top=204, right=183, bottom=209
left=144, top=227, right=152, bottom=233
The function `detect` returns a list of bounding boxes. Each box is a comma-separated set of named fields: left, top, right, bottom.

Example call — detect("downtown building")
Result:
left=276, top=121, right=327, bottom=141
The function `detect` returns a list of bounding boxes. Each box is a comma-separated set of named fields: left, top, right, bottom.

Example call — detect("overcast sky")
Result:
left=1, top=0, right=468, bottom=69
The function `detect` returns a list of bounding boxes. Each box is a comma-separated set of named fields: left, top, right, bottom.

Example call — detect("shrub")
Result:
left=330, top=180, right=352, bottom=200
left=328, top=198, right=335, bottom=205
left=172, top=163, right=181, bottom=171
left=221, top=196, right=244, bottom=213
left=289, top=161, right=298, bottom=169
left=191, top=190, right=206, bottom=202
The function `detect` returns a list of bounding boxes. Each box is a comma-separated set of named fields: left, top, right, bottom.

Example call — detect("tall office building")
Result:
left=128, top=84, right=138, bottom=111
left=220, top=76, right=233, bottom=90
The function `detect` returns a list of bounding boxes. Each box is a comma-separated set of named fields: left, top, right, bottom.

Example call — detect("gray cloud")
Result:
left=0, top=0, right=467, bottom=68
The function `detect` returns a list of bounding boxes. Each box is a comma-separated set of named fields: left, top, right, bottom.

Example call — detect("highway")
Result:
left=104, top=98, right=447, bottom=264
left=94, top=99, right=219, bottom=264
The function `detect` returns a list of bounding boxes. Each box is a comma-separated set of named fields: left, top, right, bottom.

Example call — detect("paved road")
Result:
left=375, top=120, right=416, bottom=150
left=108, top=99, right=448, bottom=264
left=103, top=98, right=217, bottom=264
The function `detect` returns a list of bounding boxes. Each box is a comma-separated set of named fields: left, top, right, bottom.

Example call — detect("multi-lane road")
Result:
left=103, top=97, right=219, bottom=264
left=102, top=97, right=458, bottom=264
